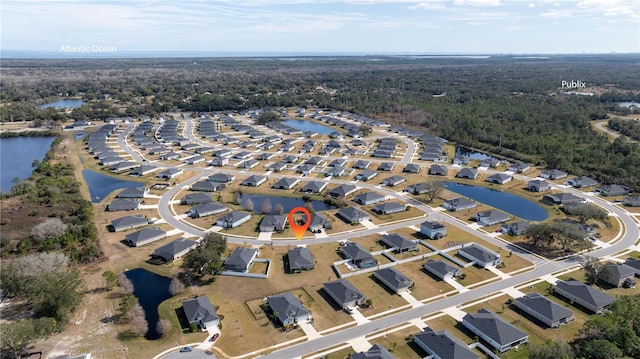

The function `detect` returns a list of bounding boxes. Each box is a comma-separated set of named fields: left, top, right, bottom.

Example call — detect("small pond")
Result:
left=455, top=147, right=492, bottom=161
left=40, top=99, right=86, bottom=109
left=239, top=193, right=336, bottom=213
left=125, top=268, right=172, bottom=340
left=282, top=119, right=335, bottom=134
left=444, top=182, right=548, bottom=221
left=82, top=169, right=143, bottom=203
left=616, top=101, right=640, bottom=108
left=0, top=136, right=55, bottom=192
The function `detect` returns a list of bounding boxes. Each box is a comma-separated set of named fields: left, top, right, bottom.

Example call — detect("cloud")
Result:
left=406, top=1, right=447, bottom=10
left=453, top=0, right=501, bottom=7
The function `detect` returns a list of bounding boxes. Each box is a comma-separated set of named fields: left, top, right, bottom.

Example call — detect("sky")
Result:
left=1, top=0, right=639, bottom=55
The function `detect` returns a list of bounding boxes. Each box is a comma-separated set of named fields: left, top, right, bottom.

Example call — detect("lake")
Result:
left=40, top=99, right=86, bottom=109
left=0, top=136, right=55, bottom=192
left=239, top=193, right=336, bottom=213
left=455, top=147, right=492, bottom=161
left=617, top=101, right=640, bottom=108
left=124, top=268, right=172, bottom=340
left=82, top=169, right=143, bottom=203
left=444, top=182, right=548, bottom=221
left=282, top=119, right=335, bottom=134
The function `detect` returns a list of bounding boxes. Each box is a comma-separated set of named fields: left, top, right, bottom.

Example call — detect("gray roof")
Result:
left=323, top=279, right=366, bottom=306
left=414, top=328, right=479, bottom=359
left=429, top=164, right=448, bottom=174
left=224, top=247, right=257, bottom=271
left=306, top=156, right=324, bottom=165
left=341, top=242, right=373, bottom=261
left=356, top=170, right=378, bottom=180
left=157, top=168, right=182, bottom=177
left=487, top=173, right=512, bottom=182
left=623, top=257, right=640, bottom=272
left=107, top=199, right=139, bottom=211
left=217, top=210, right=251, bottom=225
left=373, top=267, right=413, bottom=291
left=543, top=192, right=583, bottom=204
left=182, top=192, right=212, bottom=204
left=351, top=344, right=396, bottom=359
left=301, top=181, right=326, bottom=193
left=182, top=296, right=219, bottom=324
left=242, top=175, right=266, bottom=185
left=555, top=279, right=615, bottom=309
left=476, top=210, right=510, bottom=223
left=378, top=162, right=394, bottom=171
left=404, top=164, right=420, bottom=172
left=287, top=247, right=314, bottom=271
left=424, top=259, right=460, bottom=278
left=373, top=202, right=406, bottom=214
left=260, top=215, right=288, bottom=231
left=422, top=221, right=446, bottom=230
left=337, top=207, right=369, bottom=222
left=267, top=292, right=309, bottom=325
left=208, top=173, right=235, bottom=182
left=111, top=215, right=147, bottom=229
left=463, top=309, right=528, bottom=346
left=459, top=244, right=499, bottom=264
left=329, top=184, right=358, bottom=197
left=456, top=167, right=478, bottom=178
left=353, top=160, right=370, bottom=168
left=380, top=233, right=416, bottom=251
left=117, top=187, right=146, bottom=198
left=602, top=262, right=636, bottom=280
left=514, top=292, right=573, bottom=323
left=124, top=227, right=166, bottom=246
left=191, top=202, right=227, bottom=215
left=273, top=177, right=298, bottom=188
left=153, top=238, right=195, bottom=262
left=354, top=191, right=385, bottom=204
left=502, top=221, right=531, bottom=234
left=445, top=197, right=475, bottom=207
left=191, top=180, right=224, bottom=192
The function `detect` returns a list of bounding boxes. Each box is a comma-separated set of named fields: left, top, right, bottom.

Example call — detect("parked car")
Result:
left=180, top=346, right=193, bottom=352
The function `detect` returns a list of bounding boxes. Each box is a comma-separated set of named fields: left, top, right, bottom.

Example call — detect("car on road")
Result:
left=179, top=346, right=193, bottom=352
left=209, top=333, right=219, bottom=342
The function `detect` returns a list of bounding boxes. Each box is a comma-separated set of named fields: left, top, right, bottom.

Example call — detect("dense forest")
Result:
left=1, top=54, right=639, bottom=189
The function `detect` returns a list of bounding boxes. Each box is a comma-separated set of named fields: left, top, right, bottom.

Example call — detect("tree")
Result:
left=359, top=124, right=372, bottom=137
left=524, top=223, right=556, bottom=248
left=168, top=277, right=185, bottom=296
left=128, top=304, right=148, bottom=337
left=421, top=181, right=444, bottom=203
left=102, top=270, right=118, bottom=290
left=256, top=111, right=280, bottom=124
left=31, top=218, right=67, bottom=242
left=0, top=317, right=57, bottom=359
left=273, top=203, right=284, bottom=215
left=261, top=198, right=272, bottom=214
left=574, top=338, right=624, bottom=359
left=244, top=197, right=254, bottom=212
left=562, top=203, right=608, bottom=223
left=579, top=256, right=603, bottom=285
left=182, top=233, right=227, bottom=276
left=156, top=318, right=172, bottom=337
left=118, top=272, right=134, bottom=294
left=118, top=294, right=138, bottom=320
left=529, top=340, right=574, bottom=359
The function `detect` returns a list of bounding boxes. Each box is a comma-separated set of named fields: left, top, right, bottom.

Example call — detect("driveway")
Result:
left=160, top=347, right=217, bottom=359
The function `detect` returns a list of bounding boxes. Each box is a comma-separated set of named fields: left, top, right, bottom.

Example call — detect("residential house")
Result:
left=110, top=215, right=148, bottom=232
left=208, top=173, right=235, bottom=183
left=527, top=180, right=551, bottom=192
left=372, top=202, right=406, bottom=215
left=568, top=176, right=598, bottom=188
left=354, top=191, right=385, bottom=205
left=381, top=175, right=406, bottom=187
left=257, top=152, right=276, bottom=161
left=323, top=279, right=367, bottom=309
left=379, top=233, right=417, bottom=252
left=152, top=238, right=197, bottom=263
left=266, top=292, right=311, bottom=327
left=501, top=221, right=531, bottom=236
left=182, top=296, right=219, bottom=330
left=459, top=243, right=501, bottom=268
left=553, top=279, right=616, bottom=314
left=326, top=166, right=347, bottom=177
left=259, top=215, right=288, bottom=233
left=306, top=156, right=325, bottom=166
left=508, top=162, right=530, bottom=173
left=297, top=164, right=315, bottom=174
left=329, top=184, right=358, bottom=198
left=353, top=160, right=371, bottom=169
left=124, top=227, right=167, bottom=247
left=442, top=197, right=476, bottom=211
left=185, top=155, right=206, bottom=165
left=271, top=162, right=288, bottom=172
left=456, top=168, right=478, bottom=179
left=156, top=168, right=183, bottom=180
left=429, top=164, right=448, bottom=176
left=159, top=152, right=180, bottom=161
left=595, top=184, right=630, bottom=197
left=110, top=161, right=138, bottom=173
left=329, top=158, right=347, bottom=167
left=403, top=164, right=421, bottom=174
left=107, top=199, right=139, bottom=212
left=453, top=154, right=469, bottom=165
left=190, top=180, right=225, bottom=192
left=543, top=192, right=584, bottom=205
left=513, top=292, right=574, bottom=328
left=420, top=221, right=447, bottom=239
left=462, top=309, right=529, bottom=353
left=475, top=210, right=510, bottom=226
left=600, top=262, right=636, bottom=288
left=131, top=164, right=158, bottom=176
left=224, top=247, right=258, bottom=272
left=423, top=259, right=462, bottom=280
left=209, top=158, right=229, bottom=167
left=540, top=169, right=568, bottom=180
left=189, top=202, right=227, bottom=218
left=287, top=246, right=314, bottom=272
left=306, top=213, right=332, bottom=232
left=378, top=162, right=395, bottom=171
left=623, top=196, right=640, bottom=207
left=241, top=175, right=267, bottom=187
left=336, top=207, right=370, bottom=224
left=413, top=328, right=479, bottom=359
left=623, top=257, right=640, bottom=277
left=373, top=267, right=413, bottom=294
left=355, top=170, right=378, bottom=181
left=340, top=242, right=378, bottom=268
left=118, top=187, right=149, bottom=198
left=215, top=211, right=251, bottom=228
left=486, top=173, right=512, bottom=185
left=283, top=155, right=298, bottom=164
left=239, top=159, right=260, bottom=169
left=404, top=183, right=431, bottom=195
left=301, top=181, right=328, bottom=194
left=272, top=177, right=299, bottom=190
left=351, top=345, right=395, bottom=359
left=181, top=193, right=212, bottom=205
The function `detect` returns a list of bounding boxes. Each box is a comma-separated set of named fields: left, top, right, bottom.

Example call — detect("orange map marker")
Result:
left=288, top=207, right=311, bottom=240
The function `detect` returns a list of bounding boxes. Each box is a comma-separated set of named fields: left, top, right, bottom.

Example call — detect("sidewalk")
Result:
left=298, top=320, right=322, bottom=340
left=350, top=309, right=370, bottom=325
left=486, top=266, right=511, bottom=280
left=399, top=291, right=423, bottom=308
left=444, top=277, right=469, bottom=293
